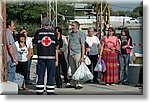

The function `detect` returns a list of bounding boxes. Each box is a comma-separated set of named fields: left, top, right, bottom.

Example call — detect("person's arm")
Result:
left=81, top=44, right=85, bottom=62
left=80, top=32, right=86, bottom=62
left=7, top=44, right=18, bottom=64
left=33, top=30, right=39, bottom=46
left=55, top=48, right=59, bottom=67
left=60, top=35, right=68, bottom=52
left=99, top=42, right=104, bottom=59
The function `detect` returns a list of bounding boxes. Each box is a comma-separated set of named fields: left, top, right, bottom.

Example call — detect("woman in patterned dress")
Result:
left=100, top=27, right=120, bottom=85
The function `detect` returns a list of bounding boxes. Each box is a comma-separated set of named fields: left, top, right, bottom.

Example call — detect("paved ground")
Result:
left=18, top=60, right=142, bottom=95
left=18, top=83, right=142, bottom=95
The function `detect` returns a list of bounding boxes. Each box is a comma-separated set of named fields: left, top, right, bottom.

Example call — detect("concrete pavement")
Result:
left=18, top=83, right=142, bottom=95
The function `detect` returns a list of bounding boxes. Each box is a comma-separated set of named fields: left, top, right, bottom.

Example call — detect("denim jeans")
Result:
left=118, top=54, right=130, bottom=83
left=7, top=60, right=16, bottom=82
left=26, top=58, right=32, bottom=83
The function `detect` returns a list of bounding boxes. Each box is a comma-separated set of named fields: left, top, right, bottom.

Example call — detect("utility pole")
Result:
left=49, top=0, right=52, bottom=21
left=100, top=0, right=102, bottom=34
left=55, top=0, right=57, bottom=27
left=3, top=0, right=7, bottom=82
left=96, top=0, right=110, bottom=35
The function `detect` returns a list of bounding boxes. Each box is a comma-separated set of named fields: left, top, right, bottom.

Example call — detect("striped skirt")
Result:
left=101, top=50, right=118, bottom=84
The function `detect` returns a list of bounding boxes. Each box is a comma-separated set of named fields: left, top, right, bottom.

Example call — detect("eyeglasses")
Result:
left=71, top=24, right=75, bottom=26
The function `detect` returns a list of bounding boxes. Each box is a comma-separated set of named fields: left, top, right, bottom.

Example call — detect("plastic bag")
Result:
left=101, top=59, right=106, bottom=72
left=84, top=55, right=91, bottom=65
left=94, top=59, right=102, bottom=72
left=68, top=66, right=72, bottom=77
left=94, top=59, right=106, bottom=72
left=72, top=62, right=93, bottom=82
left=14, top=73, right=24, bottom=88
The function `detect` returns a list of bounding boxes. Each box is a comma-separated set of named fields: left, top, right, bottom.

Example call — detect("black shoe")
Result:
left=47, top=92, right=56, bottom=95
left=75, top=85, right=83, bottom=89
left=26, top=82, right=33, bottom=85
left=56, top=85, right=62, bottom=88
left=122, top=82, right=129, bottom=85
left=135, top=84, right=142, bottom=87
left=37, top=92, right=43, bottom=95
left=65, top=85, right=75, bottom=88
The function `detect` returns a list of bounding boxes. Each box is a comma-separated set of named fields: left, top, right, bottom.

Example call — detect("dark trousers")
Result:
left=36, top=59, right=55, bottom=94
left=139, top=67, right=143, bottom=84
left=87, top=55, right=98, bottom=83
left=16, top=61, right=27, bottom=80
left=55, top=53, right=69, bottom=87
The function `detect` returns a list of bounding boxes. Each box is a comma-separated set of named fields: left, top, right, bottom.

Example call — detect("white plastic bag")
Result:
left=94, top=59, right=102, bottom=72
left=68, top=66, right=72, bottom=77
left=72, top=62, right=93, bottom=82
left=84, top=55, right=91, bottom=65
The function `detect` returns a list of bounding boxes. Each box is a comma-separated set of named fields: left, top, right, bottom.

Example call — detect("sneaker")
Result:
left=105, top=84, right=109, bottom=86
left=75, top=84, right=83, bottom=89
left=111, top=84, right=116, bottom=86
left=65, top=85, right=75, bottom=88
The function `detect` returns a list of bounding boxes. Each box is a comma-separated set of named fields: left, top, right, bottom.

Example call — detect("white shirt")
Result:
left=26, top=37, right=33, bottom=49
left=15, top=41, right=28, bottom=62
left=86, top=35, right=100, bottom=55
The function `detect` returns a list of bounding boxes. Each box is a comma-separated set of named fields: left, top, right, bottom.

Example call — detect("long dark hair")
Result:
left=18, top=33, right=27, bottom=48
left=55, top=27, right=63, bottom=48
left=121, top=27, right=130, bottom=37
left=107, top=27, right=116, bottom=38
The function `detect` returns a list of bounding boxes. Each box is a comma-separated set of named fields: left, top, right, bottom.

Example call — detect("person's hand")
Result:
left=99, top=55, right=102, bottom=59
left=27, top=54, right=31, bottom=61
left=81, top=57, right=84, bottom=63
left=86, top=48, right=90, bottom=52
left=122, top=45, right=127, bottom=49
left=13, top=59, right=18, bottom=65
left=111, top=47, right=116, bottom=51
left=58, top=50, right=62, bottom=54
left=55, top=60, right=58, bottom=67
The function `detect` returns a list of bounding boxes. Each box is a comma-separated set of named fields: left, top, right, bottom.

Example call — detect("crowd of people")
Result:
left=6, top=18, right=141, bottom=95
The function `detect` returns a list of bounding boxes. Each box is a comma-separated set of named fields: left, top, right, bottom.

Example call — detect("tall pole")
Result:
left=55, top=0, right=57, bottom=27
left=107, top=0, right=110, bottom=27
left=3, top=0, right=7, bottom=82
left=100, top=0, right=102, bottom=34
left=96, top=0, right=98, bottom=30
left=49, top=0, right=52, bottom=21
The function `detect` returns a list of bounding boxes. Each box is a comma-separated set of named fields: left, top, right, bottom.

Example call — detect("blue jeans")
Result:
left=7, top=60, right=16, bottom=82
left=118, top=54, right=130, bottom=83
left=26, top=58, right=32, bottom=83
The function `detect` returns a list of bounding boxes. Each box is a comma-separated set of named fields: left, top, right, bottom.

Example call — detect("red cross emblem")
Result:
left=41, top=36, right=51, bottom=46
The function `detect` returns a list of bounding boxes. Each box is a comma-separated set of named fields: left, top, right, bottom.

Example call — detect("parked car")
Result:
left=137, top=17, right=143, bottom=23
left=126, top=18, right=139, bottom=23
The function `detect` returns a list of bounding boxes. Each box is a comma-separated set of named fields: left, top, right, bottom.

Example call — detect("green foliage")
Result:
left=6, top=1, right=47, bottom=24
